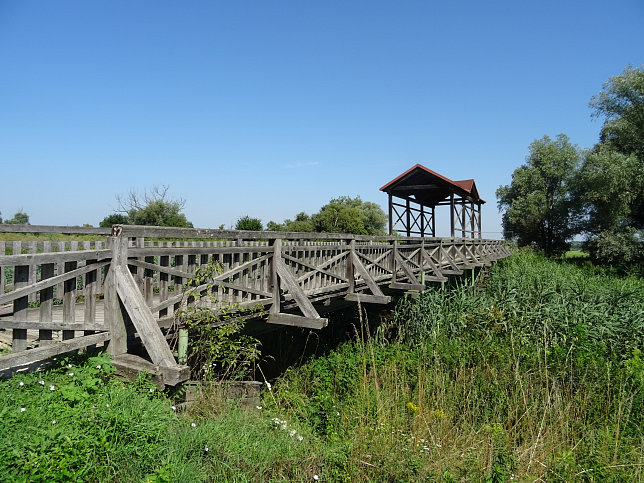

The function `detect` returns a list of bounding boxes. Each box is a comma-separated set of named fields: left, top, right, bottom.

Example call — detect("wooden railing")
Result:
left=0, top=224, right=510, bottom=384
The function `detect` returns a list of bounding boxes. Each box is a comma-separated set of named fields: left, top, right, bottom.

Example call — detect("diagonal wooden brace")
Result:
left=268, top=243, right=328, bottom=329
left=345, top=251, right=391, bottom=304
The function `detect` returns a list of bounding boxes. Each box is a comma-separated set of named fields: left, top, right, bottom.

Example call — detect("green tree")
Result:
left=4, top=211, right=30, bottom=225
left=312, top=196, right=387, bottom=236
left=590, top=65, right=644, bottom=162
left=235, top=216, right=263, bottom=231
left=104, top=185, right=193, bottom=228
left=98, top=213, right=130, bottom=228
left=577, top=65, right=644, bottom=266
left=497, top=134, right=581, bottom=256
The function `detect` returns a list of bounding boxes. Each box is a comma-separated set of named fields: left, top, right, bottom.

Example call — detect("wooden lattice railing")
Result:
left=0, top=224, right=510, bottom=384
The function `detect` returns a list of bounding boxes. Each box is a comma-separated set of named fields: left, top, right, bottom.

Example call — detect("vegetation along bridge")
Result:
left=0, top=224, right=509, bottom=386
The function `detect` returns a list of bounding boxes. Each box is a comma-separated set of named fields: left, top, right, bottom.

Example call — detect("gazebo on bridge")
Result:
left=380, top=164, right=484, bottom=238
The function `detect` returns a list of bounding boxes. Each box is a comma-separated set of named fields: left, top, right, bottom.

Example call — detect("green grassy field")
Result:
left=1, top=250, right=643, bottom=481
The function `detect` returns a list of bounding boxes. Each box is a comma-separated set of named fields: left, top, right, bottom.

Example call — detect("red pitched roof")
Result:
left=380, top=164, right=485, bottom=204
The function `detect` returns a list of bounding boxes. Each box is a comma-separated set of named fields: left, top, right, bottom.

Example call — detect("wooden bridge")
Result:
left=0, top=224, right=509, bottom=386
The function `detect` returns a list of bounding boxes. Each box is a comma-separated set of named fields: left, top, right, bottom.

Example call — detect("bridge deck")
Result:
left=0, top=225, right=510, bottom=382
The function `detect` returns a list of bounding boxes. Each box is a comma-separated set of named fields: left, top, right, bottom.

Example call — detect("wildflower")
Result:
left=171, top=405, right=177, bottom=412
left=407, top=402, right=419, bottom=414
left=106, top=404, right=110, bottom=408
left=39, top=380, right=45, bottom=385
left=19, top=381, right=24, bottom=387
left=313, top=475, right=319, bottom=481
left=297, top=435, right=303, bottom=442
left=20, top=407, right=26, bottom=413
left=281, top=422, right=287, bottom=430
left=191, top=422, right=196, bottom=428
left=256, top=405, right=263, bottom=410
left=265, top=381, right=272, bottom=391
left=96, top=365, right=101, bottom=369
left=68, top=372, right=74, bottom=376
left=204, top=446, right=209, bottom=453
left=49, top=385, right=55, bottom=391
left=51, top=420, right=57, bottom=425
left=67, top=364, right=72, bottom=368
left=149, top=388, right=154, bottom=393
left=289, top=429, right=297, bottom=437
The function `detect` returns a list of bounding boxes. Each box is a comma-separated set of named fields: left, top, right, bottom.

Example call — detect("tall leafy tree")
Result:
left=312, top=196, right=387, bottom=235
left=4, top=211, right=30, bottom=225
left=497, top=134, right=581, bottom=256
left=577, top=65, right=644, bottom=265
left=100, top=185, right=193, bottom=228
left=235, top=216, right=263, bottom=231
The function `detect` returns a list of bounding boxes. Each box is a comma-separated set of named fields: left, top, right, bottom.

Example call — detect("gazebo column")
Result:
left=388, top=193, right=393, bottom=235
left=432, top=206, right=436, bottom=237
left=450, top=193, right=455, bottom=238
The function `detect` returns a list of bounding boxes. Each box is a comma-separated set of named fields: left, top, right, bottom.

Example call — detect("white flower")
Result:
left=20, top=407, right=26, bottom=412
left=49, top=385, right=55, bottom=391
left=68, top=372, right=74, bottom=376
left=51, top=420, right=57, bottom=425
left=19, top=381, right=24, bottom=387
left=106, top=404, right=110, bottom=408
left=313, top=475, right=319, bottom=481
left=297, top=435, right=304, bottom=442
left=256, top=405, right=262, bottom=410
left=96, top=365, right=101, bottom=369
left=191, top=422, right=196, bottom=428
left=289, top=429, right=297, bottom=437
left=39, top=380, right=45, bottom=385
left=149, top=388, right=155, bottom=393
left=171, top=405, right=177, bottom=411
left=204, top=446, right=209, bottom=453
left=281, top=422, right=287, bottom=430
left=265, top=381, right=272, bottom=391
left=67, top=364, right=72, bottom=368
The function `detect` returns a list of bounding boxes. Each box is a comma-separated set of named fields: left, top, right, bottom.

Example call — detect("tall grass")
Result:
left=270, top=250, right=644, bottom=481
left=1, top=250, right=642, bottom=481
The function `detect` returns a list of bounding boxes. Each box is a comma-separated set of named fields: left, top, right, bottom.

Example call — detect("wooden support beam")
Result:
left=113, top=265, right=178, bottom=369
left=345, top=293, right=391, bottom=304
left=390, top=282, right=426, bottom=291
left=394, top=252, right=423, bottom=287
left=268, top=239, right=328, bottom=328
left=0, top=332, right=111, bottom=372
left=267, top=313, right=328, bottom=329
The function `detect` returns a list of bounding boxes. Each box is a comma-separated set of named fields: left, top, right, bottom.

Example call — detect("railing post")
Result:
left=270, top=238, right=282, bottom=316
left=105, top=233, right=128, bottom=356
left=347, top=239, right=355, bottom=294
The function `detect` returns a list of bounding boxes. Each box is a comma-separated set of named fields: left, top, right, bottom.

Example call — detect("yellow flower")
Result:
left=407, top=402, right=419, bottom=413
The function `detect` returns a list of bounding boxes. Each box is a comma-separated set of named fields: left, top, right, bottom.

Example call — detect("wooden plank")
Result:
left=39, top=263, right=55, bottom=345
left=113, top=265, right=176, bottom=368
left=0, top=249, right=111, bottom=266
left=0, top=224, right=110, bottom=235
left=351, top=252, right=387, bottom=298
left=345, top=293, right=391, bottom=304
left=275, top=257, right=322, bottom=320
left=267, top=313, right=328, bottom=329
left=62, top=261, right=77, bottom=341
left=0, top=261, right=110, bottom=305
left=0, top=321, right=106, bottom=330
left=390, top=282, right=426, bottom=291
left=394, top=252, right=422, bottom=286
left=0, top=332, right=110, bottom=371
left=12, top=265, right=29, bottom=352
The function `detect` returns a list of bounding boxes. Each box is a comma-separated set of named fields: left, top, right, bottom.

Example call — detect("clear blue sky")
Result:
left=1, top=1, right=643, bottom=236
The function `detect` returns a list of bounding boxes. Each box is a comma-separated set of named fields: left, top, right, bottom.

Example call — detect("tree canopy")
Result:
left=99, top=186, right=193, bottom=228
left=498, top=65, right=644, bottom=267
left=267, top=196, right=387, bottom=236
left=1, top=211, right=30, bottom=225
left=496, top=134, right=580, bottom=256
left=235, top=216, right=263, bottom=231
